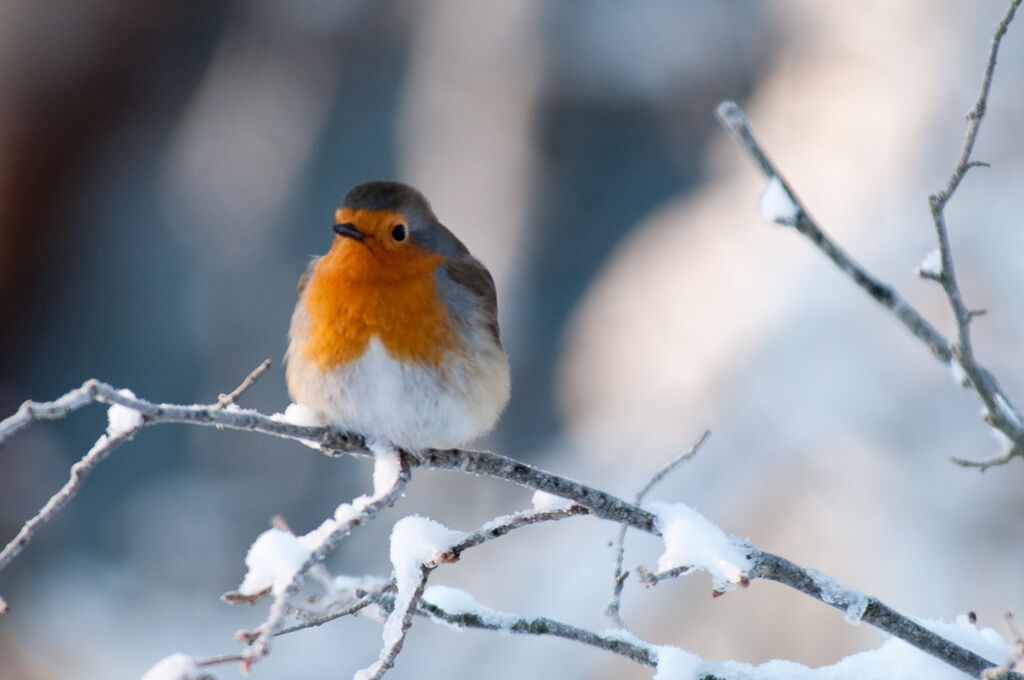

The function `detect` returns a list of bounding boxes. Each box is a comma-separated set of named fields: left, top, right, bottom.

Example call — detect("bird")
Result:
left=285, top=180, right=510, bottom=451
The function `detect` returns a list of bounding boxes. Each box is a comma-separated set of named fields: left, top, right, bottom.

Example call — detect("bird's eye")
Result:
left=391, top=224, right=407, bottom=242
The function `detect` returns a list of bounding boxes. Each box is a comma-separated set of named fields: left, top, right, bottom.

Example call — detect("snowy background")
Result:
left=1, top=0, right=1023, bottom=678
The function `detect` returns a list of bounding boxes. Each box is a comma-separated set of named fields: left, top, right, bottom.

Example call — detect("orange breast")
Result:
left=301, top=236, right=456, bottom=370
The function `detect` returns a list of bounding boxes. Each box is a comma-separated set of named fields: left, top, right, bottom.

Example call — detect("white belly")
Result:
left=286, top=337, right=509, bottom=451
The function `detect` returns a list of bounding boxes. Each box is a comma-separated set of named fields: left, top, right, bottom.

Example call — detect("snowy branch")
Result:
left=715, top=0, right=1024, bottom=471
left=607, top=430, right=710, bottom=627
left=2, top=376, right=1017, bottom=679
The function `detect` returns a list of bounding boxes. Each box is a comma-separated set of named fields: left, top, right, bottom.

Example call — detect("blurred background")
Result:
left=1, top=0, right=1023, bottom=678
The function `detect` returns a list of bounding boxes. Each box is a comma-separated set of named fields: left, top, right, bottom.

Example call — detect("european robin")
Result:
left=285, top=180, right=511, bottom=451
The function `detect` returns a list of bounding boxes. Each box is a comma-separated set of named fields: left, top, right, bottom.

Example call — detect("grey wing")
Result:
left=440, top=256, right=502, bottom=347
left=296, top=257, right=319, bottom=299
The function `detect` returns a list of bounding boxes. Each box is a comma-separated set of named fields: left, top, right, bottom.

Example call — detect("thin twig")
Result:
left=276, top=582, right=393, bottom=636
left=636, top=564, right=692, bottom=588
left=606, top=430, right=710, bottom=626
left=715, top=0, right=1024, bottom=472
left=716, top=101, right=954, bottom=364
left=277, top=505, right=584, bottom=637
left=951, top=444, right=1020, bottom=471
left=0, top=421, right=144, bottom=581
left=925, top=0, right=1024, bottom=470
left=214, top=358, right=272, bottom=411
left=417, top=599, right=664, bottom=670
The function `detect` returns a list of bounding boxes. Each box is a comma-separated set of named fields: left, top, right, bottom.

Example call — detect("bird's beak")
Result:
left=333, top=222, right=365, bottom=241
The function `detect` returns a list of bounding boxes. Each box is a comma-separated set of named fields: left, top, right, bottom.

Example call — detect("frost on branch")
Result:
left=106, top=389, right=144, bottom=436
left=916, top=248, right=943, bottom=280
left=805, top=567, right=869, bottom=624
left=141, top=653, right=210, bottom=680
left=238, top=528, right=311, bottom=597
left=654, top=645, right=703, bottom=680
left=354, top=515, right=465, bottom=680
left=759, top=176, right=800, bottom=226
left=422, top=585, right=516, bottom=630
left=386, top=516, right=464, bottom=636
left=531, top=489, right=574, bottom=512
left=271, top=402, right=325, bottom=428
left=708, top=614, right=1008, bottom=680
left=648, top=501, right=752, bottom=591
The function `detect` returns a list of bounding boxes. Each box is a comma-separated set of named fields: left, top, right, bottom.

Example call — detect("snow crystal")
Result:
left=140, top=653, right=200, bottom=680
left=531, top=489, right=574, bottom=512
left=760, top=176, right=800, bottom=226
left=422, top=585, right=516, bottom=629
left=647, top=501, right=751, bottom=591
left=238, top=528, right=312, bottom=596
left=106, top=389, right=144, bottom=436
left=917, top=248, right=943, bottom=278
left=271, top=403, right=325, bottom=427
left=654, top=645, right=702, bottom=680
left=707, top=615, right=1008, bottom=680
left=805, top=567, right=869, bottom=624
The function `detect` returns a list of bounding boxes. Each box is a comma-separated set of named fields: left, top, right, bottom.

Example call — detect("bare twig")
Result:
left=214, top=358, right=272, bottom=411
left=606, top=430, right=710, bottom=626
left=417, top=598, right=664, bottom=670
left=716, top=100, right=953, bottom=364
left=926, top=0, right=1024, bottom=469
left=636, top=564, right=692, bottom=588
left=0, top=419, right=144, bottom=583
left=952, top=445, right=1020, bottom=471
left=715, top=3, right=1024, bottom=472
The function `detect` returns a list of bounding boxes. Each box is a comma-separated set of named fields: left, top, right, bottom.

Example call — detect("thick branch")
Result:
left=1, top=386, right=1014, bottom=678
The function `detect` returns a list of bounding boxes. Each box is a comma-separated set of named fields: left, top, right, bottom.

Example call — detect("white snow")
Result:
left=531, top=489, right=574, bottom=512
left=654, top=645, right=703, bottom=680
left=805, top=567, right=869, bottom=624
left=273, top=402, right=325, bottom=427
left=355, top=516, right=466, bottom=680
left=422, top=585, right=516, bottom=629
left=706, top=615, right=1007, bottom=680
left=367, top=440, right=403, bottom=498
left=237, top=528, right=312, bottom=596
left=140, top=653, right=200, bottom=680
left=995, top=393, right=1024, bottom=429
left=647, top=501, right=752, bottom=591
left=106, top=389, right=144, bottom=436
left=760, top=176, right=800, bottom=226
left=299, top=444, right=404, bottom=549
left=950, top=360, right=968, bottom=387
left=387, top=516, right=465, bottom=638
left=917, top=248, right=943, bottom=278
